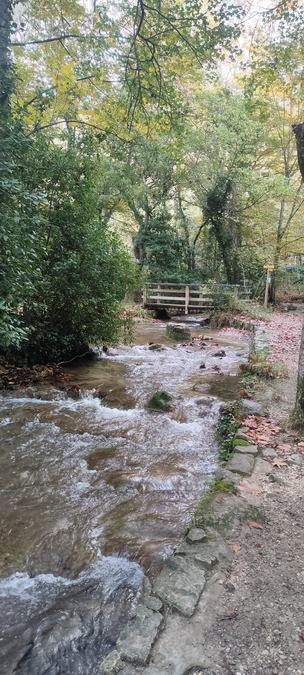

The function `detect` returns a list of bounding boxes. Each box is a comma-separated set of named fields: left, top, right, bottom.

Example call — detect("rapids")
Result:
left=0, top=320, right=248, bottom=674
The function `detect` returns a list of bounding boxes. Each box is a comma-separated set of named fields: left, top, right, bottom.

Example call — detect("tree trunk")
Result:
left=292, top=124, right=304, bottom=180
left=206, top=177, right=241, bottom=284
left=0, top=0, right=12, bottom=116
left=292, top=321, right=304, bottom=427
left=292, top=123, right=304, bottom=425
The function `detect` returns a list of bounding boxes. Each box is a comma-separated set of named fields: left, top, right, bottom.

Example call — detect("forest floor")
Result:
left=136, top=310, right=304, bottom=675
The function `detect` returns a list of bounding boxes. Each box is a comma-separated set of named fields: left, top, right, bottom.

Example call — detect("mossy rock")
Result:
left=147, top=390, right=173, bottom=412
left=165, top=323, right=191, bottom=342
left=232, top=437, right=250, bottom=447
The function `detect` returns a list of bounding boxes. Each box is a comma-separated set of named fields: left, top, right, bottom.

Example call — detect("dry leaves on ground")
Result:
left=244, top=415, right=281, bottom=447
left=247, top=520, right=264, bottom=530
left=272, top=458, right=288, bottom=468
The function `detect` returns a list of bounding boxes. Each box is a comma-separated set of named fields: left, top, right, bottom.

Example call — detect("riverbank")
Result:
left=100, top=311, right=304, bottom=675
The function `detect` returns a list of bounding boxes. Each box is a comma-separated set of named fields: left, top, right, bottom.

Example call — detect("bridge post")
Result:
left=185, top=285, right=189, bottom=315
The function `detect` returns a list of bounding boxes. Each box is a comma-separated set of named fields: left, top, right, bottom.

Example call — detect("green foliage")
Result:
left=147, top=390, right=173, bottom=412
left=217, top=404, right=240, bottom=461
left=0, top=126, right=138, bottom=362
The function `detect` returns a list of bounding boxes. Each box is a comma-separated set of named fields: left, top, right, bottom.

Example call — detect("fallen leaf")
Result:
left=247, top=520, right=263, bottom=530
left=272, top=458, right=288, bottom=468
left=277, top=444, right=292, bottom=453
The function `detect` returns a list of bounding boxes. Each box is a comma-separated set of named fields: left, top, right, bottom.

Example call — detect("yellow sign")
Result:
left=263, top=264, right=275, bottom=272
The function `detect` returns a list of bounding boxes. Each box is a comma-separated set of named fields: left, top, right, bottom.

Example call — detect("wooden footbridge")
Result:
left=143, top=282, right=249, bottom=315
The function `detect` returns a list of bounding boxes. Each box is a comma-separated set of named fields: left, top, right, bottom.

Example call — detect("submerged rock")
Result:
left=147, top=390, right=173, bottom=412
left=165, top=323, right=191, bottom=342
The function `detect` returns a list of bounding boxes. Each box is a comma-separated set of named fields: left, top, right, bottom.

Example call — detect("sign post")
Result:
left=264, top=264, right=275, bottom=308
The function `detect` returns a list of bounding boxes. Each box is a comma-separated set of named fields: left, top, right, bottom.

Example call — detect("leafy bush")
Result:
left=0, top=127, right=138, bottom=363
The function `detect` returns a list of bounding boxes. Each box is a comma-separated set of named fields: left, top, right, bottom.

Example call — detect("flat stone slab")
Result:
left=186, top=527, right=207, bottom=543
left=153, top=557, right=206, bottom=617
left=116, top=605, right=163, bottom=666
left=234, top=444, right=258, bottom=455
left=253, top=457, right=273, bottom=476
left=226, top=452, right=255, bottom=475
left=176, top=541, right=218, bottom=570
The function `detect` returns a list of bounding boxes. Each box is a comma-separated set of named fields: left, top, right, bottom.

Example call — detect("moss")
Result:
left=232, top=437, right=250, bottom=447
left=147, top=390, right=173, bottom=412
left=194, top=478, right=236, bottom=527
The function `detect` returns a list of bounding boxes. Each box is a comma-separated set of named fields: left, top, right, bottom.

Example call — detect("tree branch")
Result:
left=12, top=33, right=83, bottom=46
left=27, top=119, right=128, bottom=142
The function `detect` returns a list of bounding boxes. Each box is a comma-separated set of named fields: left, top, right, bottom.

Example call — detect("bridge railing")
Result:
left=143, top=282, right=250, bottom=314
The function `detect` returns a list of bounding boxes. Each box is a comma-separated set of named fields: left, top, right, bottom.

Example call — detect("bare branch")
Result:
left=12, top=33, right=83, bottom=46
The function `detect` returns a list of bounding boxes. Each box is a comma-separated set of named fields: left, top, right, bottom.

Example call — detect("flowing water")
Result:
left=0, top=320, right=248, bottom=674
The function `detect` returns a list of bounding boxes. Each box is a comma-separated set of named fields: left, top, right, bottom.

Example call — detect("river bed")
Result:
left=0, top=319, right=249, bottom=674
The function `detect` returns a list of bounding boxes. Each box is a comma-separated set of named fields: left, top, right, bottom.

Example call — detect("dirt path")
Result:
left=100, top=311, right=304, bottom=675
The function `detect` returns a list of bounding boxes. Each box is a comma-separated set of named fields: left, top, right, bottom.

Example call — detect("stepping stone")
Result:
left=226, top=453, right=255, bottom=476
left=234, top=444, right=258, bottom=455
left=186, top=527, right=207, bottom=543
left=176, top=541, right=218, bottom=570
left=116, top=605, right=163, bottom=666
left=153, top=557, right=206, bottom=618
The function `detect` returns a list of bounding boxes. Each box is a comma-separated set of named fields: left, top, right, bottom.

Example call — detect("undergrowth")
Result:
left=217, top=403, right=241, bottom=461
left=240, top=349, right=287, bottom=379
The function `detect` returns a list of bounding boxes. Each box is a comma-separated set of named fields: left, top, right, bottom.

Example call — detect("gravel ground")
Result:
left=204, top=464, right=304, bottom=675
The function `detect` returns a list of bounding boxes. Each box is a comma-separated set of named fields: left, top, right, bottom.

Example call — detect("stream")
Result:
left=0, top=319, right=249, bottom=674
